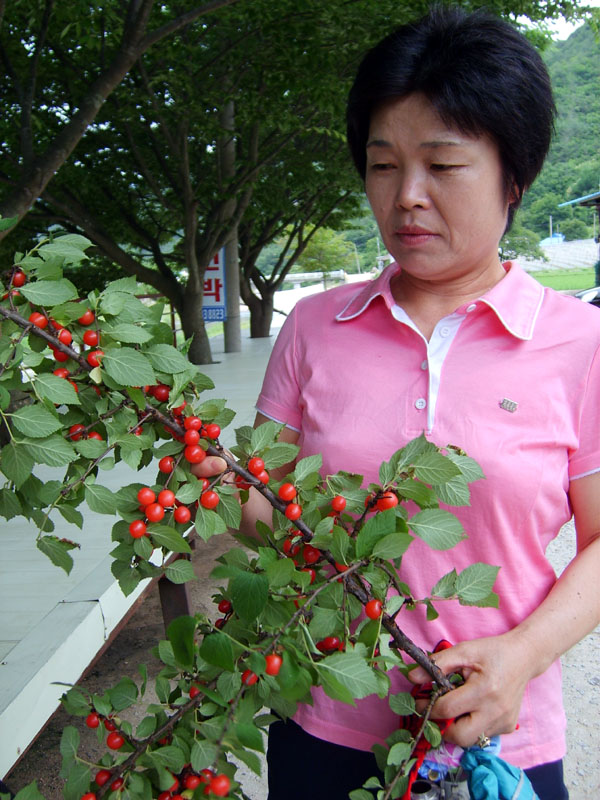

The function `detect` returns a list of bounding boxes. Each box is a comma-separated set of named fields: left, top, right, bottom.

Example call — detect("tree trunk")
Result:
left=246, top=290, right=275, bottom=338
left=180, top=289, right=214, bottom=364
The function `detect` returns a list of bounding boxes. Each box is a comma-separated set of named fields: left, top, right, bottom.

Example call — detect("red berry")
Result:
left=109, top=778, right=124, bottom=792
left=189, top=684, right=201, bottom=699
left=184, top=444, right=206, bottom=464
left=151, top=383, right=170, bottom=402
left=137, top=487, right=156, bottom=506
left=184, top=775, right=202, bottom=790
left=52, top=348, right=69, bottom=362
left=365, top=598, right=383, bottom=620
left=234, top=474, right=251, bottom=490
left=199, top=769, right=215, bottom=784
left=11, top=270, right=26, bottom=287
left=214, top=617, right=226, bottom=629
left=106, top=731, right=125, bottom=749
left=376, top=491, right=399, bottom=511
left=301, top=567, right=316, bottom=584
left=85, top=712, right=100, bottom=728
left=68, top=423, right=86, bottom=441
left=173, top=505, right=191, bottom=524
left=183, top=428, right=200, bottom=445
left=158, top=793, right=170, bottom=800
left=103, top=717, right=116, bottom=731
left=169, top=776, right=180, bottom=793
left=128, top=519, right=147, bottom=538
left=282, top=537, right=301, bottom=557
left=81, top=794, right=96, bottom=800
left=331, top=495, right=346, bottom=512
left=255, top=469, right=270, bottom=484
left=157, top=489, right=175, bottom=508
left=145, top=502, right=165, bottom=522
left=68, top=380, right=79, bottom=393
left=158, top=456, right=174, bottom=473
left=209, top=774, right=230, bottom=797
left=57, top=328, right=72, bottom=345
left=217, top=598, right=232, bottom=614
left=88, top=431, right=103, bottom=441
left=302, top=544, right=320, bottom=564
left=278, top=483, right=296, bottom=501
left=247, top=457, right=265, bottom=476
left=285, top=503, right=302, bottom=521
left=53, top=368, right=69, bottom=379
left=316, top=636, right=341, bottom=652
left=77, top=309, right=95, bottom=325
left=204, top=423, right=221, bottom=439
left=87, top=349, right=104, bottom=367
left=265, top=653, right=283, bottom=676
left=82, top=329, right=99, bottom=346
left=29, top=311, right=48, bottom=328
left=241, top=669, right=258, bottom=686
left=95, top=770, right=112, bottom=787
left=200, top=490, right=219, bottom=509
left=184, top=415, right=203, bottom=430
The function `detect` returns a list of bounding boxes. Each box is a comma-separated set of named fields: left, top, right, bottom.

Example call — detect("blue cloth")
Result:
left=461, top=747, right=539, bottom=800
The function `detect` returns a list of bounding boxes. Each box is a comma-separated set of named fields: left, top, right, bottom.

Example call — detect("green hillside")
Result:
left=517, top=23, right=600, bottom=240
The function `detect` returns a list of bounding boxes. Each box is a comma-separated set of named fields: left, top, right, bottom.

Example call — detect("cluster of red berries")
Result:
left=365, top=490, right=399, bottom=512
left=68, top=423, right=103, bottom=442
left=25, top=307, right=100, bottom=367
left=85, top=711, right=126, bottom=751
left=241, top=652, right=283, bottom=687
left=214, top=597, right=233, bottom=629
left=129, top=486, right=193, bottom=537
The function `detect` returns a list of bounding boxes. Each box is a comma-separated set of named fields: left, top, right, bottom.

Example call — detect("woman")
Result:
left=197, top=8, right=600, bottom=799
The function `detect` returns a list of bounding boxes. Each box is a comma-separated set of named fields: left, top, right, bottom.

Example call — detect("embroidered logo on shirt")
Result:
left=499, top=398, right=518, bottom=413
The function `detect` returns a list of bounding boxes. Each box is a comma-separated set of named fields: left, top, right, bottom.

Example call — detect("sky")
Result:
left=544, top=0, right=600, bottom=39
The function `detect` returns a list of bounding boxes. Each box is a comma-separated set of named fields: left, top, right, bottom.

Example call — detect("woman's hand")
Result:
left=190, top=456, right=228, bottom=481
left=408, top=632, right=532, bottom=748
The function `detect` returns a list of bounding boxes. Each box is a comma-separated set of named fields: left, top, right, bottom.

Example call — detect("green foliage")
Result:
left=0, top=232, right=503, bottom=799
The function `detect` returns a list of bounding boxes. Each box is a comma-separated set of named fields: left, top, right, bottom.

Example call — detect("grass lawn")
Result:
left=528, top=268, right=596, bottom=291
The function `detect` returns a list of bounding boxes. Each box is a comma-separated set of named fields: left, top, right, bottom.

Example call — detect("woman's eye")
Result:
left=370, top=162, right=393, bottom=171
left=430, top=163, right=463, bottom=172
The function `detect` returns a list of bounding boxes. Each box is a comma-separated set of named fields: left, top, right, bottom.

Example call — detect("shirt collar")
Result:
left=335, top=260, right=545, bottom=341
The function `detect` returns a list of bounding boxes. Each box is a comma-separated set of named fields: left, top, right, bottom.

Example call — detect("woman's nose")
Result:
left=394, top=169, right=430, bottom=210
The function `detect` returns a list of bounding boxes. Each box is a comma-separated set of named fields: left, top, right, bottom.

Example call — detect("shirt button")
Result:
left=440, top=326, right=450, bottom=337
left=466, top=303, right=477, bottom=313
left=420, top=360, right=428, bottom=370
left=415, top=398, right=427, bottom=410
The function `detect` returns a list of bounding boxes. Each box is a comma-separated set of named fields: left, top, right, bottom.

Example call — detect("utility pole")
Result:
left=219, top=96, right=241, bottom=352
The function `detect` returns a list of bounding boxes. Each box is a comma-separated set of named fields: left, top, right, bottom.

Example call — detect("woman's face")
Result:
left=365, top=93, right=511, bottom=288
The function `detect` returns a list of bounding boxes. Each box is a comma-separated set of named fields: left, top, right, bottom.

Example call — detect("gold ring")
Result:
left=477, top=733, right=491, bottom=748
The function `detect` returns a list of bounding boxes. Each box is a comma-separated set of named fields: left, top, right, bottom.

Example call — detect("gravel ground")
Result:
left=5, top=520, right=599, bottom=799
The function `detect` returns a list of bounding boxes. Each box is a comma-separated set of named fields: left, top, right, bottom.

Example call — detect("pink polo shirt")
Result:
left=256, top=262, right=600, bottom=769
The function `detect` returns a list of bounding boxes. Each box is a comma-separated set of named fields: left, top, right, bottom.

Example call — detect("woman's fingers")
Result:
left=190, top=456, right=227, bottom=478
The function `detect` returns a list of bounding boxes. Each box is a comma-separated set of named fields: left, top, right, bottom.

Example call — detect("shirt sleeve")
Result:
left=256, top=306, right=302, bottom=431
left=569, top=341, right=600, bottom=479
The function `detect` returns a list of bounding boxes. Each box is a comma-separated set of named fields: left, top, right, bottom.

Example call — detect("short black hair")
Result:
left=346, top=6, right=555, bottom=225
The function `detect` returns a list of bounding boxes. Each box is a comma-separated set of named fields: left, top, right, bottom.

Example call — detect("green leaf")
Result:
left=318, top=651, right=380, bottom=700
left=195, top=505, right=228, bottom=541
left=104, top=322, right=153, bottom=343
left=433, top=474, right=471, bottom=507
left=232, top=746, right=263, bottom=776
left=294, top=454, right=323, bottom=485
left=309, top=607, right=343, bottom=640
left=446, top=451, right=485, bottom=482
left=34, top=374, right=80, bottom=405
left=371, top=532, right=413, bottom=560
left=190, top=739, right=218, bottom=771
left=389, top=692, right=416, bottom=716
left=108, top=677, right=138, bottom=711
left=149, top=526, right=192, bottom=554
left=149, top=745, right=186, bottom=773
left=166, top=615, right=196, bottom=668
left=387, top=741, right=413, bottom=766
left=0, top=487, right=22, bottom=518
left=263, top=442, right=299, bottom=469
left=408, top=508, right=466, bottom=550
left=146, top=343, right=193, bottom=373
left=431, top=569, right=458, bottom=598
left=22, top=435, right=77, bottom=467
left=199, top=632, right=234, bottom=671
left=266, top=557, right=295, bottom=588
left=73, top=438, right=107, bottom=459
left=0, top=215, right=18, bottom=231
left=57, top=504, right=84, bottom=529
left=233, top=722, right=265, bottom=752
left=136, top=715, right=157, bottom=739
left=412, top=450, right=461, bottom=485
left=215, top=490, right=242, bottom=529
left=424, top=720, right=442, bottom=748
left=37, top=536, right=75, bottom=574
left=250, top=420, right=284, bottom=452
left=63, top=762, right=91, bottom=800
left=102, top=347, right=156, bottom=386
left=456, top=563, right=500, bottom=604
left=12, top=404, right=63, bottom=438
left=84, top=482, right=117, bottom=514
left=164, top=560, right=196, bottom=584
left=355, top=509, right=397, bottom=558
left=349, top=790, right=376, bottom=800
left=59, top=725, right=80, bottom=761
left=230, top=571, right=269, bottom=622
left=20, top=279, right=79, bottom=306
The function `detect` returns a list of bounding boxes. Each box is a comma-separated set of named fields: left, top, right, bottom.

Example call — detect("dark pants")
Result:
left=267, top=719, right=569, bottom=800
